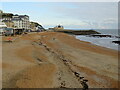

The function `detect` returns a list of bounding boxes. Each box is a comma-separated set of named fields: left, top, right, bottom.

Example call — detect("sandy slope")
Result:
left=2, top=32, right=119, bottom=88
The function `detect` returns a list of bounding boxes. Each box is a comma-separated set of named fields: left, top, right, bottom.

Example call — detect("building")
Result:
left=3, top=20, right=14, bottom=28
left=1, top=13, right=13, bottom=21
left=48, top=25, right=64, bottom=31
left=0, top=11, right=30, bottom=31
left=0, top=11, right=14, bottom=36
left=30, top=22, right=44, bottom=32
left=30, top=22, right=37, bottom=31
left=12, top=14, right=30, bottom=31
left=54, top=25, right=64, bottom=30
left=0, top=10, right=45, bottom=35
left=0, top=11, right=14, bottom=28
left=0, top=10, right=14, bottom=28
left=4, top=28, right=14, bottom=36
left=0, top=21, right=14, bottom=36
left=36, top=25, right=44, bottom=32
left=0, top=21, right=7, bottom=35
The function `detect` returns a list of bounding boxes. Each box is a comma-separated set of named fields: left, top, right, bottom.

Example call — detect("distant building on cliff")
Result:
left=54, top=25, right=64, bottom=30
left=48, top=25, right=64, bottom=31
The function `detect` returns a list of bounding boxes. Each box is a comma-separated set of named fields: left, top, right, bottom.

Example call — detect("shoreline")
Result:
left=75, top=35, right=119, bottom=52
left=2, top=32, right=119, bottom=88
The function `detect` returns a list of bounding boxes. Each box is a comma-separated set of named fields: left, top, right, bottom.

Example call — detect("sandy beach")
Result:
left=2, top=32, right=119, bottom=88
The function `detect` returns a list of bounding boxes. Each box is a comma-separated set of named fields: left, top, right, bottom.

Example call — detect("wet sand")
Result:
left=2, top=32, right=119, bottom=88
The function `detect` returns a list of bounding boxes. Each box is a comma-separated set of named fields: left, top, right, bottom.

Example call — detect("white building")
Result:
left=0, top=21, right=7, bottom=35
left=12, top=15, right=30, bottom=31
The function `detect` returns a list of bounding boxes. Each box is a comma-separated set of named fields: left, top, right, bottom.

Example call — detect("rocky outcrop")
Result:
left=112, top=41, right=120, bottom=45
left=55, top=30, right=100, bottom=35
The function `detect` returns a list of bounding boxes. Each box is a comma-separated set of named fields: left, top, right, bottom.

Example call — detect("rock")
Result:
left=80, top=77, right=84, bottom=79
left=74, top=72, right=80, bottom=77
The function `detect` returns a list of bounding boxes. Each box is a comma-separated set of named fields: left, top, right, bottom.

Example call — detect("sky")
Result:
left=0, top=2, right=118, bottom=29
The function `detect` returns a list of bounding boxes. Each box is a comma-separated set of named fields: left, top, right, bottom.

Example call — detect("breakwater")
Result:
left=54, top=29, right=100, bottom=35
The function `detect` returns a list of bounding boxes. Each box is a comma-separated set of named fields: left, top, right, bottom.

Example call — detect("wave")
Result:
left=76, top=35, right=119, bottom=51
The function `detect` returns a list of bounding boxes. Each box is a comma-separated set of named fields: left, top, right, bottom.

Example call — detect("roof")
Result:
left=5, top=28, right=13, bottom=30
left=13, top=15, right=29, bottom=18
left=19, top=15, right=29, bottom=18
left=12, top=18, right=22, bottom=21
left=12, top=15, right=29, bottom=21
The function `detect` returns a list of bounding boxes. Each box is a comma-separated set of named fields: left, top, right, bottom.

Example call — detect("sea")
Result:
left=75, top=29, right=119, bottom=51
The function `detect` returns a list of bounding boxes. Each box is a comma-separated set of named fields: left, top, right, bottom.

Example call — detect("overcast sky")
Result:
left=1, top=2, right=118, bottom=29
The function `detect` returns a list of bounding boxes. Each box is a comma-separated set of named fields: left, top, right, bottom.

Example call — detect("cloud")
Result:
left=1, top=2, right=118, bottom=29
left=45, top=2, right=118, bottom=22
left=99, top=18, right=118, bottom=29
left=103, top=18, right=117, bottom=24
